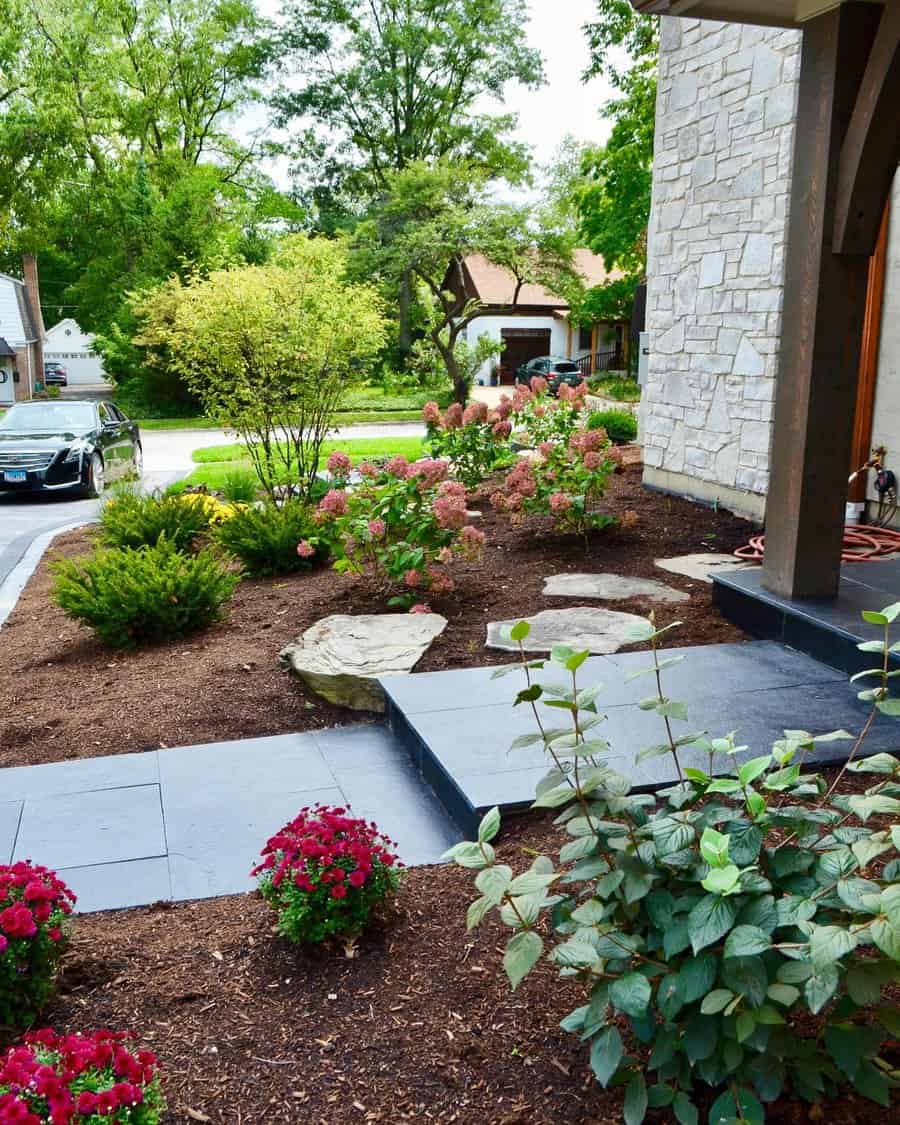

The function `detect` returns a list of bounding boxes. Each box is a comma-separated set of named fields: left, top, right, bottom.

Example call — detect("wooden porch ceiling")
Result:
left=630, top=0, right=884, bottom=29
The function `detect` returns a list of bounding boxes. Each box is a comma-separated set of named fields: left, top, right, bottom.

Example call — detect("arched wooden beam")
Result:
left=833, top=1, right=900, bottom=257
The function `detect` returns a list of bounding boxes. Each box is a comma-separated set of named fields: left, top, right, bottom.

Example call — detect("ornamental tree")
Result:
left=137, top=236, right=386, bottom=499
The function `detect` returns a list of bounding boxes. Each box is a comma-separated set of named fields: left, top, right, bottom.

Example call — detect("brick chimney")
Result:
left=21, top=254, right=45, bottom=385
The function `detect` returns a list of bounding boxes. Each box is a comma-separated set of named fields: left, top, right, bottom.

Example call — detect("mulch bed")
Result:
left=0, top=464, right=755, bottom=768
left=18, top=811, right=893, bottom=1125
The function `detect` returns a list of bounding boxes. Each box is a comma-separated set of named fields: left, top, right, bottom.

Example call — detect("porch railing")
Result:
left=574, top=348, right=623, bottom=377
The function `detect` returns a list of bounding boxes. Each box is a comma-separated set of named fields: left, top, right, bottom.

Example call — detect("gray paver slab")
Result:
left=61, top=858, right=172, bottom=914
left=14, top=784, right=167, bottom=869
left=0, top=751, right=159, bottom=802
left=166, top=785, right=344, bottom=901
left=157, top=732, right=335, bottom=796
left=0, top=801, right=22, bottom=863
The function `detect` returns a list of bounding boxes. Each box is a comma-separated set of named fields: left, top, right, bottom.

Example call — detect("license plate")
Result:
left=3, top=470, right=27, bottom=483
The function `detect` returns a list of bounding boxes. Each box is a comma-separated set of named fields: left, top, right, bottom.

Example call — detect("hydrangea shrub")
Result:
left=252, top=805, right=402, bottom=944
left=0, top=863, right=76, bottom=1029
left=446, top=607, right=900, bottom=1122
left=313, top=454, right=485, bottom=608
left=510, top=378, right=589, bottom=446
left=423, top=399, right=514, bottom=487
left=491, top=425, right=618, bottom=538
left=0, top=1030, right=163, bottom=1123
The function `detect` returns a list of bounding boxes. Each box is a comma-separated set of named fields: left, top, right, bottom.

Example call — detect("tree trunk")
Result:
left=435, top=333, right=468, bottom=406
left=398, top=271, right=412, bottom=361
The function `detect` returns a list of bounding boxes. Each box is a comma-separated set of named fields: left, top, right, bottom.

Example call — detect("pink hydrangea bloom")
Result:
left=404, top=568, right=422, bottom=588
left=318, top=489, right=348, bottom=517
left=549, top=491, right=573, bottom=513
left=462, top=400, right=488, bottom=426
left=422, top=401, right=442, bottom=425
left=432, top=494, right=467, bottom=529
left=538, top=441, right=555, bottom=459
left=437, top=479, right=466, bottom=500
left=297, top=540, right=316, bottom=559
left=496, top=396, right=513, bottom=420
left=326, top=450, right=352, bottom=476
left=427, top=566, right=455, bottom=595
left=409, top=603, right=432, bottom=614
left=442, top=403, right=464, bottom=430
left=530, top=376, right=549, bottom=395
left=492, top=420, right=512, bottom=439
left=437, top=546, right=453, bottom=564
left=583, top=450, right=603, bottom=470
left=367, top=518, right=386, bottom=539
left=407, top=458, right=449, bottom=490
left=570, top=428, right=604, bottom=455
left=385, top=455, right=410, bottom=479
left=358, top=461, right=379, bottom=478
left=459, top=525, right=485, bottom=558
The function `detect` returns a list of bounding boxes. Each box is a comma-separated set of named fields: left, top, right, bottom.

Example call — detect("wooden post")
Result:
left=590, top=324, right=599, bottom=374
left=763, top=3, right=883, bottom=599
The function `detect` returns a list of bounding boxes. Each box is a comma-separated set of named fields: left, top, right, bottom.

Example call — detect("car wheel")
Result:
left=84, top=452, right=105, bottom=498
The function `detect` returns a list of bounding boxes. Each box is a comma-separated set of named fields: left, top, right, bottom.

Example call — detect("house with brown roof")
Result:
left=0, top=256, right=45, bottom=407
left=451, top=249, right=627, bottom=385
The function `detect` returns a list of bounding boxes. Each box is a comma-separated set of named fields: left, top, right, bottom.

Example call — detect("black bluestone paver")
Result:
left=0, top=801, right=22, bottom=864
left=13, top=784, right=167, bottom=870
left=381, top=640, right=900, bottom=836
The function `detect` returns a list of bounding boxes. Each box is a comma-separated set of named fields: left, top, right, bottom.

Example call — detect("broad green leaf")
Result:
left=709, top=1088, right=764, bottom=1125
left=721, top=956, right=768, bottom=1009
left=683, top=1012, right=717, bottom=1062
left=862, top=610, right=888, bottom=625
left=809, top=925, right=858, bottom=969
left=589, top=1026, right=623, bottom=1087
left=735, top=1010, right=755, bottom=1042
left=851, top=834, right=893, bottom=869
left=566, top=649, right=590, bottom=672
left=509, top=620, right=530, bottom=641
left=623, top=1073, right=648, bottom=1125
left=870, top=918, right=900, bottom=960
left=766, top=982, right=799, bottom=1007
left=552, top=939, right=600, bottom=968
left=701, top=988, right=734, bottom=1014
left=672, top=1092, right=698, bottom=1125
left=738, top=755, right=771, bottom=786
left=701, top=865, right=741, bottom=896
left=724, top=924, right=771, bottom=958
left=503, top=930, right=543, bottom=991
left=443, top=840, right=494, bottom=869
left=507, top=870, right=556, bottom=896
left=551, top=644, right=576, bottom=667
left=688, top=894, right=738, bottom=953
left=477, top=806, right=501, bottom=844
left=847, top=792, right=900, bottom=821
left=825, top=1023, right=884, bottom=1080
left=706, top=778, right=742, bottom=794
left=475, top=864, right=512, bottom=905
left=848, top=752, right=900, bottom=774
left=610, top=973, right=652, bottom=1019
left=657, top=699, right=688, bottom=721
left=876, top=696, right=900, bottom=716
left=510, top=732, right=544, bottom=751
left=804, top=964, right=840, bottom=1014
left=466, top=895, right=494, bottom=930
left=700, top=827, right=731, bottom=868
left=677, top=951, right=717, bottom=1003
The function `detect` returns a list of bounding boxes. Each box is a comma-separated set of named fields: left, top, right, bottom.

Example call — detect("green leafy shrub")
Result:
left=587, top=374, right=641, bottom=402
left=0, top=862, right=76, bottom=1029
left=511, top=378, right=588, bottom=446
left=219, top=468, right=259, bottom=503
left=423, top=399, right=514, bottom=487
left=588, top=408, right=637, bottom=445
left=252, top=805, right=402, bottom=944
left=490, top=426, right=618, bottom=539
left=52, top=537, right=240, bottom=648
left=446, top=606, right=900, bottom=1122
left=316, top=453, right=485, bottom=608
left=99, top=489, right=223, bottom=551
left=214, top=499, right=328, bottom=577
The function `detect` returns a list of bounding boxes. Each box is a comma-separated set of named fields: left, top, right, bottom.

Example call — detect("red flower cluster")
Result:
left=0, top=1030, right=160, bottom=1124
left=0, top=864, right=75, bottom=956
left=251, top=805, right=401, bottom=898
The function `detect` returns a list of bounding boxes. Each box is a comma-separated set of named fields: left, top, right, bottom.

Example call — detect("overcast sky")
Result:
left=249, top=0, right=615, bottom=189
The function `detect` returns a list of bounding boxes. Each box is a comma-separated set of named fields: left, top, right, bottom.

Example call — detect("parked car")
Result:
left=515, top=356, right=584, bottom=395
left=43, top=362, right=68, bottom=387
left=0, top=400, right=141, bottom=497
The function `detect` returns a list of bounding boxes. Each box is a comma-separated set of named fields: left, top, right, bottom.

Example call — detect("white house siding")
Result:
left=44, top=318, right=108, bottom=385
left=466, top=315, right=573, bottom=384
left=641, top=17, right=801, bottom=521
left=869, top=174, right=900, bottom=524
left=0, top=276, right=29, bottom=346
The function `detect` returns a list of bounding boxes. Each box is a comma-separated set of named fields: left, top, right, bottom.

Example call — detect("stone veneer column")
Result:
left=640, top=17, right=801, bottom=522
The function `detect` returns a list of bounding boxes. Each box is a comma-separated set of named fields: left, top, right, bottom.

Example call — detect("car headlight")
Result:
left=64, top=440, right=91, bottom=463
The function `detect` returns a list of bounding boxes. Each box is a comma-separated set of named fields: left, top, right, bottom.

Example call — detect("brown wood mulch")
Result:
left=19, top=812, right=893, bottom=1125
left=0, top=464, right=754, bottom=769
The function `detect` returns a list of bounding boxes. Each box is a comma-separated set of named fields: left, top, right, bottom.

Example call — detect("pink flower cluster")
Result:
left=0, top=1030, right=159, bottom=1125
left=0, top=863, right=74, bottom=957
left=326, top=451, right=352, bottom=477
left=252, top=805, right=401, bottom=899
left=318, top=489, right=348, bottom=517
left=406, top=459, right=449, bottom=491
left=462, top=401, right=488, bottom=426
left=557, top=381, right=588, bottom=405
left=296, top=540, right=316, bottom=559
left=458, top=524, right=486, bottom=559
left=432, top=480, right=468, bottom=530
left=569, top=428, right=605, bottom=456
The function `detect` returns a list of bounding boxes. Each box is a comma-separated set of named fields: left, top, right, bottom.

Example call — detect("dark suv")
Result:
left=515, top=356, right=584, bottom=395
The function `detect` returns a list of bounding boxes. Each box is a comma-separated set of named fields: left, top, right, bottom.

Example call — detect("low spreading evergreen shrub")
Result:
left=587, top=408, right=638, bottom=445
left=213, top=499, right=328, bottom=577
left=98, top=490, right=232, bottom=551
left=52, top=538, right=239, bottom=648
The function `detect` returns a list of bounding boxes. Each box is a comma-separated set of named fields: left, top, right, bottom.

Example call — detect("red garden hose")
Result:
left=735, top=524, right=900, bottom=563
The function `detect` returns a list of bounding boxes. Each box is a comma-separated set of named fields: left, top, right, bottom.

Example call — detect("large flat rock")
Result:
left=655, top=553, right=753, bottom=584
left=487, top=607, right=651, bottom=655
left=543, top=572, right=689, bottom=603
left=281, top=613, right=448, bottom=712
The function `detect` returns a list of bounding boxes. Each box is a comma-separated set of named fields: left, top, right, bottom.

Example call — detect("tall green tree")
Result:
left=276, top=0, right=545, bottom=353
left=353, top=161, right=580, bottom=404
left=577, top=2, right=657, bottom=323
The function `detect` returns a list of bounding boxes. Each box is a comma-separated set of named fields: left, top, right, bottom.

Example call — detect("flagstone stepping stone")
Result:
left=281, top=613, right=448, bottom=712
left=654, top=553, right=753, bottom=584
left=486, top=607, right=651, bottom=655
left=542, top=572, right=689, bottom=604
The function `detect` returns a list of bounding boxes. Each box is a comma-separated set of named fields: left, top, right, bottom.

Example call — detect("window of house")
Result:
left=578, top=326, right=593, bottom=351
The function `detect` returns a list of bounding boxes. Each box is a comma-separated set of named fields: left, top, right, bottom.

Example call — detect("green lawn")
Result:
left=587, top=376, right=641, bottom=403
left=183, top=434, right=426, bottom=490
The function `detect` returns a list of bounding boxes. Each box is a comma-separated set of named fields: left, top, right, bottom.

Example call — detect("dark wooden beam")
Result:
left=763, top=3, right=882, bottom=599
left=834, top=1, right=900, bottom=255
left=848, top=199, right=890, bottom=502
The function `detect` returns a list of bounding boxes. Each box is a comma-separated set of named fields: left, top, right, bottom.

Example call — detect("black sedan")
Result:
left=515, top=356, right=585, bottom=395
left=0, top=400, right=142, bottom=497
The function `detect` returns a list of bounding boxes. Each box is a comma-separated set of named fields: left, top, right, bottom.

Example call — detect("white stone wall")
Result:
left=869, top=172, right=900, bottom=524
left=641, top=17, right=802, bottom=520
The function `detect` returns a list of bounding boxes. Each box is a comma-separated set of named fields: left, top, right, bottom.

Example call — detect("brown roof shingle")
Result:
left=462, top=249, right=621, bottom=308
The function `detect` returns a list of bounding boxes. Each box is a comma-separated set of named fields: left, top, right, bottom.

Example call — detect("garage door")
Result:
left=44, top=351, right=109, bottom=385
